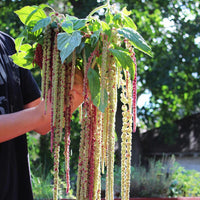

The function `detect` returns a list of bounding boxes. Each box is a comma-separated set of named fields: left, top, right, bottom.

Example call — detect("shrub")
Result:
left=169, top=165, right=200, bottom=197
left=129, top=156, right=175, bottom=197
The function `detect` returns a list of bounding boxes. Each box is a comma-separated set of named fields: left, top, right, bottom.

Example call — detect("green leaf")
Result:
left=32, top=17, right=51, bottom=32
left=117, top=27, right=152, bottom=56
left=11, top=51, right=33, bottom=69
left=121, top=7, right=132, bottom=16
left=89, top=20, right=101, bottom=32
left=25, top=8, right=47, bottom=26
left=72, top=19, right=87, bottom=30
left=15, top=6, right=36, bottom=25
left=15, top=29, right=28, bottom=52
left=65, top=14, right=77, bottom=21
left=113, top=13, right=122, bottom=25
left=61, top=21, right=73, bottom=33
left=123, top=15, right=137, bottom=30
left=101, top=21, right=111, bottom=36
left=105, top=11, right=113, bottom=24
left=87, top=68, right=108, bottom=112
left=38, top=4, right=52, bottom=10
left=87, top=68, right=100, bottom=101
left=20, top=44, right=32, bottom=51
left=109, top=48, right=135, bottom=79
left=90, top=30, right=100, bottom=47
left=101, top=21, right=110, bottom=32
left=57, top=31, right=82, bottom=63
left=15, top=6, right=46, bottom=27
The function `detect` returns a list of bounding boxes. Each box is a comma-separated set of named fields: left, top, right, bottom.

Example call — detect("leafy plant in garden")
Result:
left=13, top=2, right=151, bottom=200
left=169, top=165, right=200, bottom=197
left=130, top=156, right=175, bottom=198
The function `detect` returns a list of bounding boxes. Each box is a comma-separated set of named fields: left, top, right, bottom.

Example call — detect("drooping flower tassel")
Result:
left=106, top=54, right=118, bottom=200
left=93, top=109, right=102, bottom=200
left=33, top=43, right=43, bottom=69
left=41, top=25, right=52, bottom=112
left=120, top=70, right=133, bottom=200
left=132, top=52, right=137, bottom=133
left=50, top=32, right=59, bottom=152
left=125, top=39, right=137, bottom=133
left=52, top=32, right=59, bottom=126
left=64, top=63, right=72, bottom=194
left=71, top=49, right=76, bottom=90
left=76, top=49, right=90, bottom=200
left=53, top=87, right=62, bottom=200
left=88, top=103, right=97, bottom=200
left=100, top=34, right=108, bottom=104
left=53, top=142, right=60, bottom=200
left=101, top=106, right=108, bottom=174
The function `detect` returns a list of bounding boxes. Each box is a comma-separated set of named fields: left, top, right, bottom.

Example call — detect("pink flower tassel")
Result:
left=88, top=104, right=97, bottom=200
left=132, top=52, right=137, bottom=133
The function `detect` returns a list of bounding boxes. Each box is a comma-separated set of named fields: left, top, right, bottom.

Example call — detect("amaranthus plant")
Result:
left=12, top=2, right=152, bottom=200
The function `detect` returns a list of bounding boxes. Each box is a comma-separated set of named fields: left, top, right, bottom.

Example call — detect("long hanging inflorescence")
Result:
left=37, top=24, right=74, bottom=199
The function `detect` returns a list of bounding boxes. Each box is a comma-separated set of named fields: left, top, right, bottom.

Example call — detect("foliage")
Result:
left=31, top=169, right=76, bottom=199
left=101, top=156, right=200, bottom=198
left=129, top=156, right=175, bottom=198
left=0, top=0, right=50, bottom=37
left=169, top=165, right=200, bottom=197
left=31, top=172, right=53, bottom=199
left=115, top=0, right=200, bottom=129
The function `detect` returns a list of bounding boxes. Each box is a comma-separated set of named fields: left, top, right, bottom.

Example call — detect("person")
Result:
left=0, top=31, right=84, bottom=200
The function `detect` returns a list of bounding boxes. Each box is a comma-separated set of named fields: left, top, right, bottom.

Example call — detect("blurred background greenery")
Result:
left=0, top=0, right=199, bottom=198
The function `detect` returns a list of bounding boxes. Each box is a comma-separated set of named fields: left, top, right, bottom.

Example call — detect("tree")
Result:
left=114, top=0, right=200, bottom=130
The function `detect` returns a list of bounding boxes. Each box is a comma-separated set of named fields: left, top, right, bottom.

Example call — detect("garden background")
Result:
left=0, top=0, right=200, bottom=199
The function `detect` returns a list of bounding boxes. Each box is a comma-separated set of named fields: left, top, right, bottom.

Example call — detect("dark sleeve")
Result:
left=0, top=31, right=16, bottom=55
left=20, top=68, right=41, bottom=105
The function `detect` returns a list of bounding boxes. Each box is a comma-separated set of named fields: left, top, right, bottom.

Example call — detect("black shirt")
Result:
left=0, top=31, right=41, bottom=200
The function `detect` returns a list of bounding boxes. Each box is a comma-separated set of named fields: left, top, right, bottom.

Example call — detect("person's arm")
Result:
left=0, top=68, right=84, bottom=143
left=0, top=98, right=51, bottom=143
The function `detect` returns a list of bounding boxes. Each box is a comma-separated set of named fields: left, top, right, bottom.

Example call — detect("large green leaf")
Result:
left=61, top=21, right=73, bottom=33
left=15, top=6, right=46, bottom=27
left=87, top=68, right=108, bottom=112
left=15, top=6, right=36, bottom=25
left=87, top=68, right=100, bottom=102
left=11, top=44, right=34, bottom=69
left=117, top=27, right=152, bottom=56
left=72, top=19, right=87, bottom=30
left=109, top=48, right=135, bottom=79
left=32, top=17, right=51, bottom=32
left=57, top=31, right=82, bottom=63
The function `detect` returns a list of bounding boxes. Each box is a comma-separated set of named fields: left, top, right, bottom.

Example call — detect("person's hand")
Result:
left=33, top=92, right=52, bottom=135
left=70, top=68, right=84, bottom=114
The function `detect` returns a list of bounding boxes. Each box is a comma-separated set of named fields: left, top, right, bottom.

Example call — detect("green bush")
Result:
left=169, top=165, right=200, bottom=197
left=32, top=170, right=75, bottom=200
left=129, top=156, right=175, bottom=197
left=32, top=172, right=53, bottom=200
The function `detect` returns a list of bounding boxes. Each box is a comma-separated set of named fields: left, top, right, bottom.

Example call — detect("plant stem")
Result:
left=87, top=3, right=108, bottom=19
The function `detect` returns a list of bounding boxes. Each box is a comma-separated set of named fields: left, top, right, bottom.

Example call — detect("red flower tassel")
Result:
left=132, top=52, right=137, bottom=133
left=33, top=43, right=43, bottom=68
